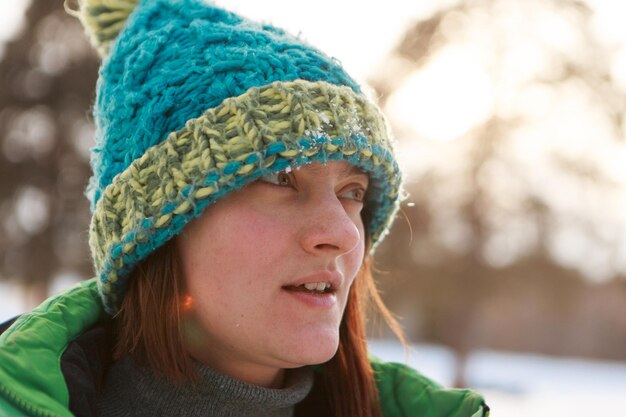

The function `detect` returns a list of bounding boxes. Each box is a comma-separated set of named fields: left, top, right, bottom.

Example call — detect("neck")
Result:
left=191, top=351, right=286, bottom=388
left=183, top=316, right=287, bottom=388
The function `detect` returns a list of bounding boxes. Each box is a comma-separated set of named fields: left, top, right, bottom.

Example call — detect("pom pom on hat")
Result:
left=65, top=0, right=140, bottom=56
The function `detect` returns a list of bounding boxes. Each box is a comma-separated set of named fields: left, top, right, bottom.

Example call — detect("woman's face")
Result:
left=176, top=161, right=368, bottom=386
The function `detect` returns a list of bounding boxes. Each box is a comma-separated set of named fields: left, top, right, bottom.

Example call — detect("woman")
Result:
left=0, top=0, right=488, bottom=416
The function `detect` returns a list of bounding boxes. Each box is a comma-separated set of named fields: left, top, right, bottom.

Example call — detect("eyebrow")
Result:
left=302, top=163, right=368, bottom=179
left=340, top=165, right=368, bottom=179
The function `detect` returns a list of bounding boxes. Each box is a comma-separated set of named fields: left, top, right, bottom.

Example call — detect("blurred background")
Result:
left=1, top=0, right=625, bottom=415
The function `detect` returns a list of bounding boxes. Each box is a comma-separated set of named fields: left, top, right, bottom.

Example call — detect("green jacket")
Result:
left=0, top=279, right=488, bottom=417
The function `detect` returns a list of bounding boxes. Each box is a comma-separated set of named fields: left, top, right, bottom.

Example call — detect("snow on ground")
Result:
left=368, top=339, right=626, bottom=416
left=0, top=282, right=25, bottom=324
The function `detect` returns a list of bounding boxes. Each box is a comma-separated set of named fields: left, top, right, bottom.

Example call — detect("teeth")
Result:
left=302, top=282, right=330, bottom=292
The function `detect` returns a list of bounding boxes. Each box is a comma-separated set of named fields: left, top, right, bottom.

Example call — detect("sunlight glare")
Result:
left=387, top=45, right=494, bottom=142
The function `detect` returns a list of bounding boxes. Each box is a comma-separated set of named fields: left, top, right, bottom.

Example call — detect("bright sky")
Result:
left=0, top=0, right=31, bottom=49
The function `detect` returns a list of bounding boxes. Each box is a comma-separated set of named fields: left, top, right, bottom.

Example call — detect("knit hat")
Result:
left=71, top=0, right=403, bottom=315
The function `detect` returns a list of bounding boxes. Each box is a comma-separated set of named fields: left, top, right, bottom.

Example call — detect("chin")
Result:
left=283, top=328, right=341, bottom=366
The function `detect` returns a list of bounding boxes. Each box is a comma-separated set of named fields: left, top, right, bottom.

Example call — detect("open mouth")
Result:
left=282, top=282, right=335, bottom=295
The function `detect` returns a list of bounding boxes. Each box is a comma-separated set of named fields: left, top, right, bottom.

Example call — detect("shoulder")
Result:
left=0, top=278, right=106, bottom=417
left=370, top=357, right=489, bottom=417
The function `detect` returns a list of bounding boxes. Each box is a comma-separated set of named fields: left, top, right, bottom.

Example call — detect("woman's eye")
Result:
left=342, top=188, right=366, bottom=202
left=261, top=171, right=293, bottom=186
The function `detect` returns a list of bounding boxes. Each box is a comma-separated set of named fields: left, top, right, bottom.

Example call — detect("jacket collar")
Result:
left=0, top=278, right=105, bottom=417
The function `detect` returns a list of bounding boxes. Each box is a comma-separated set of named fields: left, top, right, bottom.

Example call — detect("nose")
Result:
left=298, top=192, right=363, bottom=256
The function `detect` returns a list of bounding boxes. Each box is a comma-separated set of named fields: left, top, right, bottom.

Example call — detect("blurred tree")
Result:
left=0, top=0, right=98, bottom=306
left=369, top=0, right=626, bottom=386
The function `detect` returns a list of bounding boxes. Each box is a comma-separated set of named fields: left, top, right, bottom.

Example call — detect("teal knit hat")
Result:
left=71, top=0, right=403, bottom=314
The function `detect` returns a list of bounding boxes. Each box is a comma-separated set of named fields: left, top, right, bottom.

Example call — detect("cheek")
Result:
left=217, top=211, right=292, bottom=271
left=181, top=207, right=292, bottom=299
left=338, top=230, right=366, bottom=300
left=347, top=219, right=366, bottom=271
left=181, top=210, right=293, bottom=340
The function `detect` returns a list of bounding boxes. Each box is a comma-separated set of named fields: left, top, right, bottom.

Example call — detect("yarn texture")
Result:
left=75, top=0, right=404, bottom=314
left=71, top=0, right=140, bottom=56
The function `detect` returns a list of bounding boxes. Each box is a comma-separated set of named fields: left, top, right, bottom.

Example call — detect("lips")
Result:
left=281, top=271, right=342, bottom=294
left=283, top=281, right=333, bottom=294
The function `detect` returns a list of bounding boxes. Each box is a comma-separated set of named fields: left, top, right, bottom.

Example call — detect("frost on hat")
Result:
left=71, top=0, right=403, bottom=314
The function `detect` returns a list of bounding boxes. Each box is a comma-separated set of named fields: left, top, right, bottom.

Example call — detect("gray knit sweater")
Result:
left=97, top=357, right=314, bottom=417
